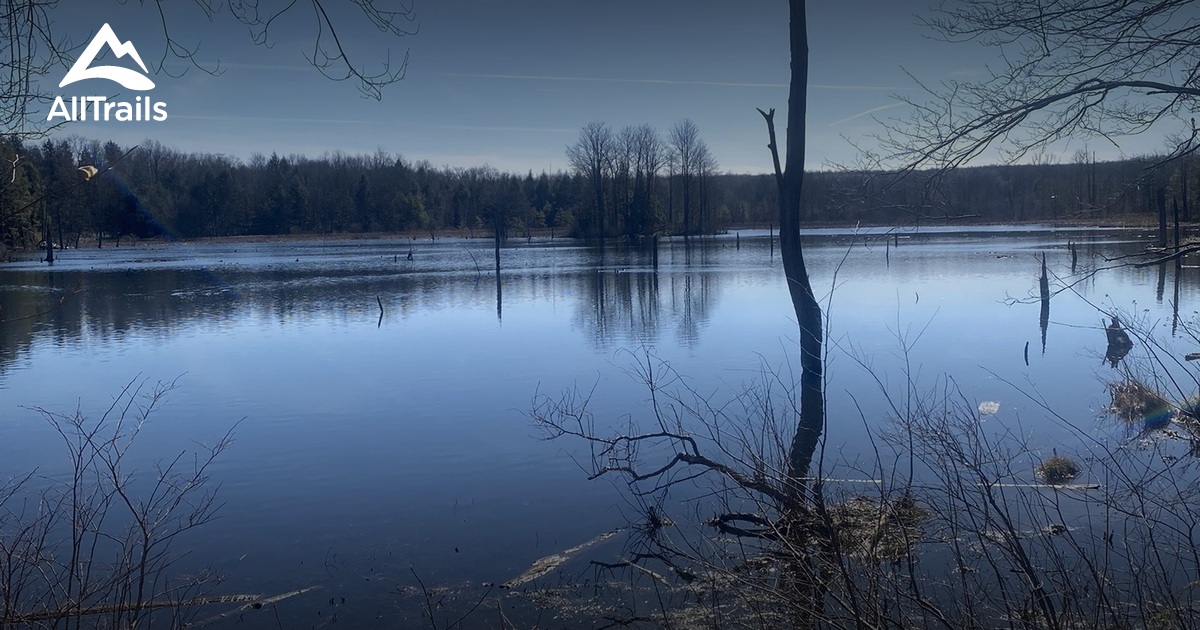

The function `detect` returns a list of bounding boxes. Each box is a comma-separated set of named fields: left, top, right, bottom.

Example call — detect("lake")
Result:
left=0, top=226, right=1192, bottom=626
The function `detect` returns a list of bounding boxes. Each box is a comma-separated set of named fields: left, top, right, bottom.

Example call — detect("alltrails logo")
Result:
left=47, top=23, right=168, bottom=122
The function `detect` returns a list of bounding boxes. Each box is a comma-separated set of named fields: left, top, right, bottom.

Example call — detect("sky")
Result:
left=32, top=1, right=1171, bottom=175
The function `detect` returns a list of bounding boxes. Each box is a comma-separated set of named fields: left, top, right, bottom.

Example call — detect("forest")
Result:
left=0, top=125, right=1192, bottom=256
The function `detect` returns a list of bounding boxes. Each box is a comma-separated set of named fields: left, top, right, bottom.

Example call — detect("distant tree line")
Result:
left=0, top=134, right=1193, bottom=255
left=843, top=150, right=1193, bottom=226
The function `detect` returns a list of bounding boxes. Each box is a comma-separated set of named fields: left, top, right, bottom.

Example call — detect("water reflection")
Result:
left=0, top=229, right=1194, bottom=382
left=1174, top=264, right=1182, bottom=335
left=1036, top=252, right=1051, bottom=354
left=4, top=238, right=1198, bottom=412
left=0, top=238, right=734, bottom=376
left=574, top=265, right=716, bottom=350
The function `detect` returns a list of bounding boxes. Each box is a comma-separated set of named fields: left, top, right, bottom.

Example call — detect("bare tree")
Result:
left=606, top=124, right=668, bottom=237
left=696, top=141, right=718, bottom=235
left=614, top=125, right=637, bottom=235
left=758, top=0, right=820, bottom=487
left=665, top=144, right=678, bottom=233
left=669, top=119, right=701, bottom=236
left=632, top=123, right=666, bottom=236
left=566, top=121, right=614, bottom=239
left=883, top=0, right=1200, bottom=173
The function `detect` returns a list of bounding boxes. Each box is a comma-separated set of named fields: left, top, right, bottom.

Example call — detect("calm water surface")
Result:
left=0, top=226, right=1193, bottom=625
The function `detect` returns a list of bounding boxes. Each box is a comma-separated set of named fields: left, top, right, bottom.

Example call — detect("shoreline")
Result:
left=6, top=217, right=1177, bottom=253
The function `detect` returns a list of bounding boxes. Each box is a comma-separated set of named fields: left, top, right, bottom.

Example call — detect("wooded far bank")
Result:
left=0, top=132, right=1193, bottom=254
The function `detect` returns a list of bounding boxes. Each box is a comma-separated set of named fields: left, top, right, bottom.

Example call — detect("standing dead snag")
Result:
left=757, top=0, right=822, bottom=492
left=43, top=217, right=53, bottom=264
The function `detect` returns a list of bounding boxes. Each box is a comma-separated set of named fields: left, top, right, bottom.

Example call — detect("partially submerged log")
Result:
left=984, top=482, right=1101, bottom=490
left=503, top=529, right=623, bottom=589
left=2, top=589, right=318, bottom=624
left=186, top=586, right=322, bottom=627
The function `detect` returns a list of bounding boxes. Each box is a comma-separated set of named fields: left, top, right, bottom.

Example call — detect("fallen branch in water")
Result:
left=1132, top=243, right=1200, bottom=267
left=502, top=528, right=623, bottom=589
left=5, top=592, right=264, bottom=623
left=982, top=482, right=1100, bottom=490
left=183, top=586, right=322, bottom=627
left=462, top=244, right=483, bottom=277
left=591, top=559, right=671, bottom=586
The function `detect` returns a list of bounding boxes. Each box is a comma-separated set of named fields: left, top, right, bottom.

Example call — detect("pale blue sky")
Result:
left=38, top=1, right=1169, bottom=174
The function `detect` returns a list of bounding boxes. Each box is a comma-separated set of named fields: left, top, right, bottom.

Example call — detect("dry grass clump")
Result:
left=1107, top=379, right=1172, bottom=429
left=827, top=495, right=929, bottom=561
left=1177, top=394, right=1200, bottom=423
left=1036, top=454, right=1082, bottom=485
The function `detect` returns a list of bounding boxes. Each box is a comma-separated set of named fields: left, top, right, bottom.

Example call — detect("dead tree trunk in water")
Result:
left=758, top=0, right=820, bottom=491
left=1158, top=187, right=1168, bottom=247
left=43, top=219, right=54, bottom=264
left=1184, top=162, right=1191, bottom=222
left=1174, top=199, right=1182, bottom=266
left=495, top=223, right=503, bottom=321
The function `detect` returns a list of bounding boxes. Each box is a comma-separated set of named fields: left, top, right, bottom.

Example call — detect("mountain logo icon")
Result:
left=59, top=23, right=155, bottom=91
